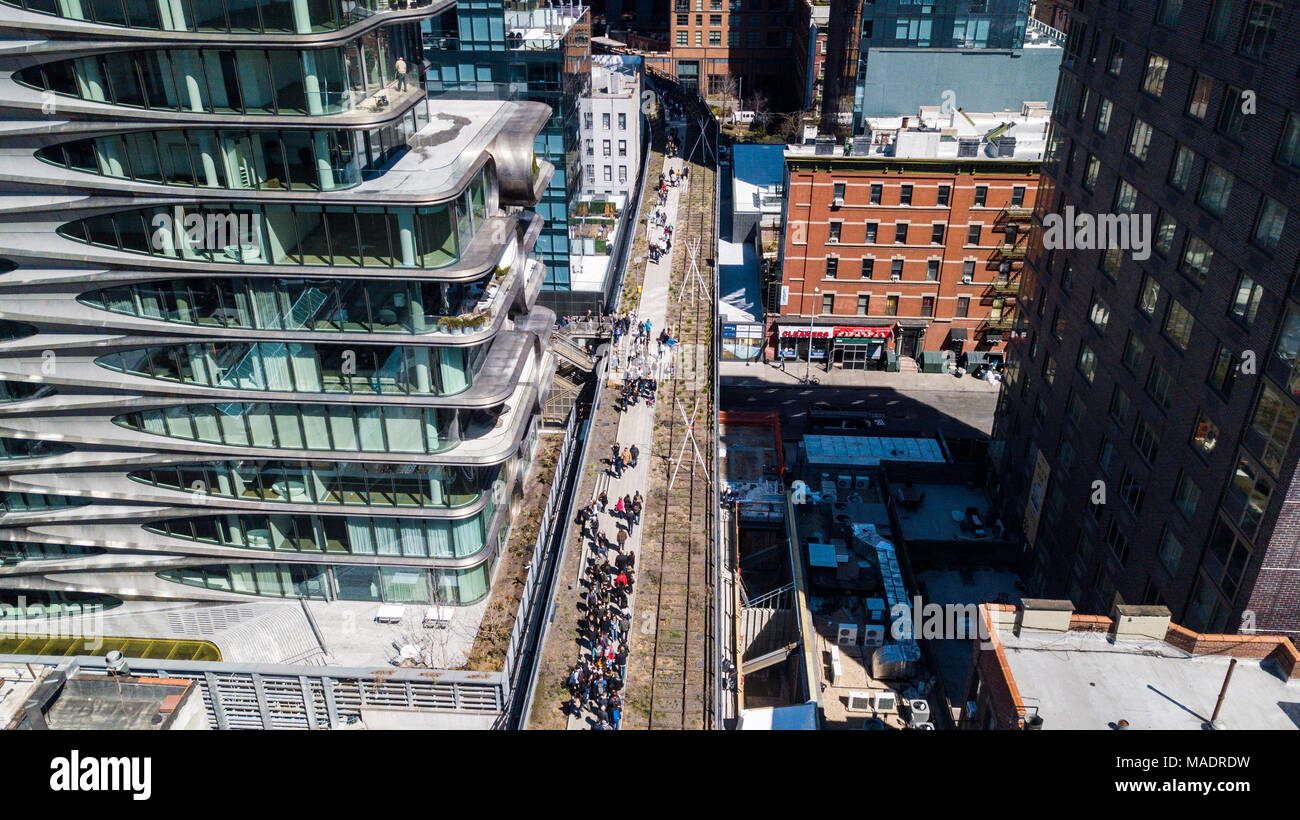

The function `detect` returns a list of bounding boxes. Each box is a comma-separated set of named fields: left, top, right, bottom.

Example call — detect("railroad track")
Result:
left=643, top=112, right=716, bottom=731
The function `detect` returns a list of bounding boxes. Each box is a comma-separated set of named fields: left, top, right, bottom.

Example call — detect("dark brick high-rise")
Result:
left=993, top=0, right=1300, bottom=638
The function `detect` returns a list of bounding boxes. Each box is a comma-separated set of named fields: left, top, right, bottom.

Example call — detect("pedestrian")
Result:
left=394, top=56, right=408, bottom=91
left=617, top=528, right=628, bottom=551
left=621, top=448, right=632, bottom=470
left=629, top=444, right=639, bottom=467
left=599, top=489, right=608, bottom=511
left=615, top=495, right=625, bottom=516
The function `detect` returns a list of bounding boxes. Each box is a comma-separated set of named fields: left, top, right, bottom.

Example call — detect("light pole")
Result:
left=806, top=286, right=819, bottom=383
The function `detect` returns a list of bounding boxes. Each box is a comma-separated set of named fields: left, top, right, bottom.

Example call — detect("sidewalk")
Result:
left=720, top=359, right=1001, bottom=392
left=565, top=156, right=686, bottom=730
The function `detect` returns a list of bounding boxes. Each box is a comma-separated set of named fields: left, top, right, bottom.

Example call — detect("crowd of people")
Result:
left=647, top=166, right=687, bottom=265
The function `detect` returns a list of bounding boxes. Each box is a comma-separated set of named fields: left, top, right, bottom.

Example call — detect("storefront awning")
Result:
left=984, top=332, right=1004, bottom=344
left=949, top=327, right=968, bottom=341
left=778, top=324, right=832, bottom=339
left=833, top=326, right=892, bottom=339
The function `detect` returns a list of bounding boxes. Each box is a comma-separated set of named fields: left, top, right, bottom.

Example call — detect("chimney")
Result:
left=1016, top=598, right=1074, bottom=634
left=1110, top=604, right=1172, bottom=642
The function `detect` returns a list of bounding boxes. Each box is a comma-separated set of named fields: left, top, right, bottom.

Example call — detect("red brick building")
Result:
left=772, top=110, right=1047, bottom=372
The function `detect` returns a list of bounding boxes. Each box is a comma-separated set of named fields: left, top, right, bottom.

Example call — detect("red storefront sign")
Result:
left=778, top=325, right=833, bottom=339
left=832, top=326, right=892, bottom=339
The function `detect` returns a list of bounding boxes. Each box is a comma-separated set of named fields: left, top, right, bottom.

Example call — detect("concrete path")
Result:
left=566, top=157, right=686, bottom=730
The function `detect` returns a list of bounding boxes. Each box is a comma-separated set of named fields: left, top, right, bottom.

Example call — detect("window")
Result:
left=1156, top=0, right=1183, bottom=27
left=1163, top=299, right=1195, bottom=350
left=708, top=29, right=720, bottom=45
left=1142, top=54, right=1169, bottom=97
left=1225, top=460, right=1272, bottom=542
left=937, top=185, right=950, bottom=206
left=602, top=139, right=611, bottom=157
left=1078, top=344, right=1097, bottom=383
left=1158, top=529, right=1183, bottom=578
left=1218, top=87, right=1250, bottom=140
left=1051, top=308, right=1067, bottom=341
left=1168, top=145, right=1195, bottom=191
left=618, top=113, right=626, bottom=130
left=974, top=185, right=988, bottom=207
left=619, top=166, right=627, bottom=184
left=1106, top=518, right=1132, bottom=563
left=825, top=257, right=838, bottom=279
left=1229, top=273, right=1264, bottom=326
left=1042, top=356, right=1057, bottom=386
left=921, top=296, right=934, bottom=318
left=602, top=113, right=610, bottom=129
left=1179, top=235, right=1213, bottom=285
left=1249, top=384, right=1299, bottom=474
left=857, top=294, right=869, bottom=315
left=1100, top=248, right=1123, bottom=280
left=1083, top=155, right=1101, bottom=190
left=1067, top=392, right=1087, bottom=429
left=1088, top=294, right=1111, bottom=333
left=869, top=183, right=882, bottom=204
left=1192, top=410, right=1220, bottom=458
left=1110, top=388, right=1131, bottom=425
left=862, top=258, right=875, bottom=279
left=1186, top=74, right=1214, bottom=120
left=900, top=184, right=913, bottom=205
left=1099, top=437, right=1118, bottom=475
left=1011, top=186, right=1026, bottom=207
left=832, top=182, right=846, bottom=202
left=1198, top=163, right=1234, bottom=217
left=1061, top=261, right=1076, bottom=294
left=1127, top=119, right=1154, bottom=161
left=925, top=259, right=939, bottom=281
left=1154, top=212, right=1178, bottom=256
left=1208, top=344, right=1237, bottom=395
left=966, top=224, right=980, bottom=245
left=1253, top=197, right=1287, bottom=252
left=1106, top=38, right=1125, bottom=76
left=1133, top=417, right=1160, bottom=464
left=890, top=259, right=903, bottom=279
left=930, top=223, right=945, bottom=244
left=1277, top=113, right=1300, bottom=172
left=861, top=221, right=878, bottom=243
left=964, top=260, right=976, bottom=281
left=821, top=292, right=835, bottom=314
left=618, top=140, right=627, bottom=157
left=955, top=296, right=969, bottom=318
left=828, top=222, right=841, bottom=243
left=1094, top=99, right=1114, bottom=135
left=1146, top=363, right=1174, bottom=410
left=1119, top=469, right=1146, bottom=513
left=894, top=223, right=908, bottom=244
left=1122, top=332, right=1145, bottom=374
left=1239, top=1, right=1282, bottom=60
left=1205, top=0, right=1232, bottom=44
left=603, top=165, right=612, bottom=182
left=886, top=295, right=898, bottom=316
left=1174, top=472, right=1201, bottom=519
left=1113, top=179, right=1138, bottom=213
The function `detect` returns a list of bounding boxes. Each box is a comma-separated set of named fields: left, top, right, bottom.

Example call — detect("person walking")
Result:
left=615, top=495, right=625, bottom=517
left=629, top=443, right=639, bottom=468
left=621, top=448, right=632, bottom=473
left=599, top=489, right=608, bottom=512
left=394, top=56, right=408, bottom=91
left=616, top=528, right=628, bottom=552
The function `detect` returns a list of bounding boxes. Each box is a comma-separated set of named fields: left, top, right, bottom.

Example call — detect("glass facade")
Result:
left=95, top=341, right=485, bottom=396
left=80, top=274, right=499, bottom=332
left=4, top=0, right=404, bottom=32
left=17, top=25, right=425, bottom=115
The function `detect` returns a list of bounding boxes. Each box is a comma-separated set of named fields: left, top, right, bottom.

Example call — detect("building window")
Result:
left=1106, top=518, right=1131, bottom=563
left=1179, top=235, right=1213, bottom=285
left=926, top=260, right=939, bottom=281
left=602, top=139, right=611, bottom=157
left=1163, top=299, right=1195, bottom=350
left=1186, top=74, right=1214, bottom=120
left=1098, top=437, right=1118, bottom=475
left=619, top=166, right=627, bottom=184
left=584, top=112, right=593, bottom=130
left=1157, top=528, right=1183, bottom=578
left=1088, top=294, right=1111, bottom=333
left=955, top=296, right=969, bottom=318
left=1094, top=99, right=1114, bottom=135
left=618, top=140, right=627, bottom=157
left=1083, top=155, right=1101, bottom=190
left=1142, top=54, right=1169, bottom=97
left=1042, top=356, right=1057, bottom=386
left=828, top=221, right=841, bottom=243
left=857, top=294, right=869, bottom=316
left=603, top=166, right=612, bottom=182
left=1078, top=344, right=1097, bottom=383
left=900, top=184, right=913, bottom=205
left=1249, top=384, right=1299, bottom=474
left=1239, top=1, right=1283, bottom=60
left=1127, top=119, right=1154, bottom=161
left=921, top=296, right=934, bottom=317
left=1156, top=0, right=1183, bottom=27
left=1146, top=362, right=1174, bottom=411
left=865, top=222, right=878, bottom=243
left=1225, top=459, right=1272, bottom=541
left=821, top=293, right=835, bottom=314
left=1154, top=212, right=1178, bottom=256
left=1198, top=163, right=1235, bottom=217
left=618, top=113, right=626, bottom=130
left=930, top=223, right=944, bottom=244
left=1218, top=87, right=1251, bottom=140
left=1109, top=387, right=1130, bottom=424
left=1174, top=472, right=1201, bottom=519
left=1191, top=410, right=1221, bottom=459
left=974, top=185, right=988, bottom=207
left=890, top=259, right=903, bottom=279
left=1205, top=0, right=1233, bottom=44
left=894, top=223, right=908, bottom=244
left=1113, top=179, right=1139, bottom=213
left=937, top=185, right=950, bottom=206
left=1121, top=331, right=1145, bottom=374
left=1119, top=469, right=1146, bottom=514
left=862, top=258, right=874, bottom=279
left=1277, top=112, right=1300, bottom=171
left=886, top=295, right=898, bottom=316
left=677, top=31, right=687, bottom=45
left=966, top=224, right=981, bottom=245
left=964, top=260, right=976, bottom=281
left=1252, top=197, right=1287, bottom=253
left=1230, top=273, right=1264, bottom=327
left=825, top=257, right=838, bottom=278
left=1168, top=144, right=1195, bottom=191
left=870, top=183, right=882, bottom=204
left=1133, top=417, right=1160, bottom=464
left=1011, top=186, right=1026, bottom=207
left=1106, top=38, right=1125, bottom=76
left=709, top=30, right=721, bottom=45
left=602, top=113, right=611, bottom=129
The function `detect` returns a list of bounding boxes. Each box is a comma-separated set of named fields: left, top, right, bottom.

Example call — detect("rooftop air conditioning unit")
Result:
left=854, top=476, right=870, bottom=490
left=846, top=691, right=874, bottom=712
left=837, top=623, right=858, bottom=646
left=862, top=624, right=885, bottom=648
left=837, top=475, right=852, bottom=489
left=909, top=699, right=931, bottom=725
left=873, top=691, right=898, bottom=712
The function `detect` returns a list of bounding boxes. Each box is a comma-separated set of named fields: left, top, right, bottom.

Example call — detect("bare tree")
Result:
left=747, top=89, right=772, bottom=129
left=386, top=608, right=477, bottom=669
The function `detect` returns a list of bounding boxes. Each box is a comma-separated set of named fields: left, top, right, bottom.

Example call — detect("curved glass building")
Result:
left=0, top=0, right=558, bottom=641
